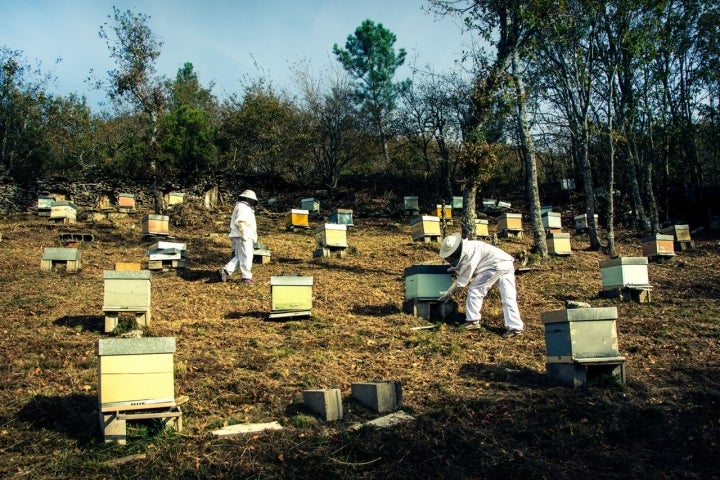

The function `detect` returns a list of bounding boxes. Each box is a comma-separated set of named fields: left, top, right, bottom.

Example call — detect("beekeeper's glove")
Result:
left=438, top=281, right=458, bottom=303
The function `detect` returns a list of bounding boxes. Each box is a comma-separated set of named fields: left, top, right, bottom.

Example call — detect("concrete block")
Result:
left=303, top=389, right=343, bottom=421
left=351, top=381, right=402, bottom=413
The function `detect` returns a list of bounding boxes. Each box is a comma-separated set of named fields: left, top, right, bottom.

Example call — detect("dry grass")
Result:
left=0, top=205, right=718, bottom=479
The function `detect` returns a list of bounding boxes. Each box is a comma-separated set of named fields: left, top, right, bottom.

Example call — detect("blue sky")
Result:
left=1, top=0, right=472, bottom=110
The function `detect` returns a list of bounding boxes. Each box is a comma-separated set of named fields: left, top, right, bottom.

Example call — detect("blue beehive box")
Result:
left=404, top=264, right=452, bottom=301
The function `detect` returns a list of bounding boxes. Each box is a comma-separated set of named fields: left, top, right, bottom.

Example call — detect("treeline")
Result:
left=1, top=1, right=719, bottom=242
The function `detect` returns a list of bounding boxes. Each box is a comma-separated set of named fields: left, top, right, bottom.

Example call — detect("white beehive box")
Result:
left=574, top=213, right=599, bottom=231
left=404, top=264, right=453, bottom=300
left=270, top=276, right=314, bottom=318
left=315, top=223, right=348, bottom=248
left=50, top=201, right=77, bottom=222
left=542, top=211, right=562, bottom=230
left=600, top=257, right=649, bottom=289
left=103, top=270, right=151, bottom=312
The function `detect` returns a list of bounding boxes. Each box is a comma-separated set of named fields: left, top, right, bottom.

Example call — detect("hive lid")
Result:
left=314, top=223, right=347, bottom=233
left=542, top=306, right=618, bottom=324
left=143, top=214, right=169, bottom=220
left=599, top=256, right=648, bottom=268
left=641, top=234, right=674, bottom=242
left=148, top=241, right=186, bottom=251
left=289, top=209, right=309, bottom=215
left=96, top=337, right=175, bottom=356
left=409, top=215, right=440, bottom=225
left=103, top=269, right=151, bottom=280
left=42, top=247, right=80, bottom=261
left=271, top=276, right=313, bottom=286
left=404, top=264, right=450, bottom=276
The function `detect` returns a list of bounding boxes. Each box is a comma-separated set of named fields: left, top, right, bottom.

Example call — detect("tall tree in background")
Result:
left=333, top=19, right=409, bottom=165
left=97, top=6, right=167, bottom=212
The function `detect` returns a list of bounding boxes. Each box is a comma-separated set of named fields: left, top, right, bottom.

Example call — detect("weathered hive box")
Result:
left=451, top=196, right=463, bottom=210
left=660, top=224, right=691, bottom=242
left=103, top=270, right=151, bottom=312
left=541, top=205, right=553, bottom=216
left=475, top=219, right=489, bottom=237
left=142, top=214, right=169, bottom=236
left=404, top=196, right=419, bottom=213
left=410, top=215, right=441, bottom=241
left=574, top=213, right=599, bottom=231
left=300, top=197, right=320, bottom=213
left=642, top=234, right=675, bottom=257
left=167, top=192, right=185, bottom=206
left=285, top=209, right=309, bottom=229
left=37, top=194, right=55, bottom=215
left=253, top=242, right=271, bottom=264
left=41, top=247, right=82, bottom=272
left=542, top=211, right=562, bottom=230
left=50, top=201, right=77, bottom=221
left=542, top=307, right=621, bottom=363
left=497, top=212, right=522, bottom=232
left=118, top=193, right=135, bottom=209
left=330, top=208, right=354, bottom=226
left=270, top=276, right=313, bottom=316
left=315, top=223, right=348, bottom=248
left=404, top=264, right=452, bottom=301
left=600, top=256, right=649, bottom=289
left=96, top=337, right=176, bottom=412
left=434, top=205, right=452, bottom=220
left=548, top=232, right=572, bottom=256
left=147, top=241, right=187, bottom=261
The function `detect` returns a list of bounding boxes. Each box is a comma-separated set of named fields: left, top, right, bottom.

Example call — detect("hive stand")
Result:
left=101, top=406, right=182, bottom=445
left=402, top=298, right=457, bottom=321
left=546, top=358, right=626, bottom=388
left=253, top=242, right=272, bottom=264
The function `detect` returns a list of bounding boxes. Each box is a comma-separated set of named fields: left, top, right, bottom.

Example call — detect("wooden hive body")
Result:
left=542, top=307, right=621, bottom=363
left=404, top=264, right=453, bottom=300
left=410, top=215, right=441, bottom=241
left=600, top=257, right=649, bottom=289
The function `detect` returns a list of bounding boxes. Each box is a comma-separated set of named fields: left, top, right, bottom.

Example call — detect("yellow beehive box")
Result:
left=114, top=262, right=142, bottom=271
left=285, top=209, right=309, bottom=229
left=642, top=234, right=675, bottom=257
left=315, top=223, right=348, bottom=248
left=270, top=276, right=314, bottom=316
left=660, top=224, right=691, bottom=242
left=475, top=219, right=489, bottom=237
left=547, top=232, right=572, bottom=256
left=434, top=205, right=452, bottom=220
left=167, top=192, right=185, bottom=206
left=96, top=337, right=176, bottom=412
left=497, top=213, right=522, bottom=232
left=118, top=193, right=135, bottom=208
left=142, top=214, right=169, bottom=236
left=410, top=215, right=441, bottom=241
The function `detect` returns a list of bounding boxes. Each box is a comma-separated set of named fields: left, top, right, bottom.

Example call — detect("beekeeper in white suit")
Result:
left=219, top=189, right=258, bottom=284
left=438, top=232, right=524, bottom=337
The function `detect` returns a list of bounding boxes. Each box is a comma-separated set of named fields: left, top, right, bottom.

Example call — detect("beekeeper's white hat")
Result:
left=439, top=232, right=462, bottom=259
left=238, top=190, right=258, bottom=203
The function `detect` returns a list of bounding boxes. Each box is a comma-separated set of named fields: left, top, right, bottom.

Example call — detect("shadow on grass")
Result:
left=17, top=393, right=99, bottom=444
left=224, top=310, right=268, bottom=320
left=351, top=302, right=402, bottom=316
left=176, top=268, right=218, bottom=282
left=459, top=362, right=546, bottom=387
left=54, top=314, right=104, bottom=332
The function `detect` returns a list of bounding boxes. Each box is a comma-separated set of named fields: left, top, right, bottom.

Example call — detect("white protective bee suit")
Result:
left=223, top=192, right=258, bottom=281
left=439, top=233, right=523, bottom=331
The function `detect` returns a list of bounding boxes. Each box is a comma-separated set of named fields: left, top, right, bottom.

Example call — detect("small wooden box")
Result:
left=642, top=234, right=675, bottom=257
left=542, top=307, right=621, bottom=363
left=142, top=214, right=169, bottom=236
left=475, top=219, right=489, bottom=237
left=548, top=232, right=571, bottom=256
left=404, top=264, right=452, bottom=300
left=574, top=213, right=599, bottom=231
left=659, top=224, right=691, bottom=242
left=315, top=223, right=348, bottom=248
left=404, top=196, right=419, bottom=212
left=103, top=270, right=151, bottom=312
left=41, top=247, right=82, bottom=272
left=434, top=205, right=452, bottom=220
left=114, top=262, right=142, bottom=271
left=167, top=192, right=185, bottom=206
left=497, top=213, right=522, bottom=232
left=50, top=201, right=77, bottom=221
left=285, top=209, right=309, bottom=229
left=37, top=194, right=55, bottom=211
left=330, top=208, right=354, bottom=226
left=96, top=337, right=176, bottom=412
left=410, top=215, right=441, bottom=241
left=270, top=276, right=313, bottom=313
left=600, top=257, right=649, bottom=289
left=117, top=193, right=135, bottom=208
left=451, top=196, right=463, bottom=210
left=300, top=197, right=320, bottom=213
left=542, top=211, right=562, bottom=230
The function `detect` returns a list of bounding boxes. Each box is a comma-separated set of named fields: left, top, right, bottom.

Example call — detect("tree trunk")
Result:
left=461, top=184, right=478, bottom=240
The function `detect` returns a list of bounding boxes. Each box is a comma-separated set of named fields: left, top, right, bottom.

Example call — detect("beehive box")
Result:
left=300, top=197, right=320, bottom=213
left=547, top=232, right=572, bottom=256
left=50, top=201, right=77, bottom=222
left=315, top=223, right=348, bottom=248
left=642, top=234, right=675, bottom=257
left=253, top=242, right=271, bottom=264
left=451, top=196, right=463, bottom=210
left=270, top=276, right=313, bottom=313
left=118, top=193, right=135, bottom=209
left=167, top=192, right=185, bottom=206
left=330, top=208, right=354, bottom=226
left=574, top=213, right=599, bottom=231
left=147, top=241, right=187, bottom=261
left=659, top=224, right=691, bottom=242
left=410, top=215, right=441, bottom=241
left=103, top=270, right=151, bottom=312
left=434, top=205, right=452, bottom=220
left=114, top=262, right=142, bottom=271
left=142, top=214, right=169, bottom=236
left=475, top=219, right=489, bottom=237
left=37, top=194, right=55, bottom=215
left=600, top=257, right=649, bottom=289
left=41, top=247, right=82, bottom=272
left=541, top=205, right=553, bottom=215
left=404, top=264, right=452, bottom=301
left=285, top=209, right=309, bottom=229
left=542, top=307, right=621, bottom=363
left=497, top=213, right=522, bottom=232
left=96, top=337, right=176, bottom=412
left=403, top=196, right=419, bottom=212
left=542, top=211, right=562, bottom=230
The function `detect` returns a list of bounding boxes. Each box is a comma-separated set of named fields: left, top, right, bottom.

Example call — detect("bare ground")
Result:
left=0, top=205, right=718, bottom=479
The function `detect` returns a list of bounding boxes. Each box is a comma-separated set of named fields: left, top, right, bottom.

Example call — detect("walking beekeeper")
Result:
left=437, top=232, right=524, bottom=337
left=219, top=189, right=258, bottom=284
